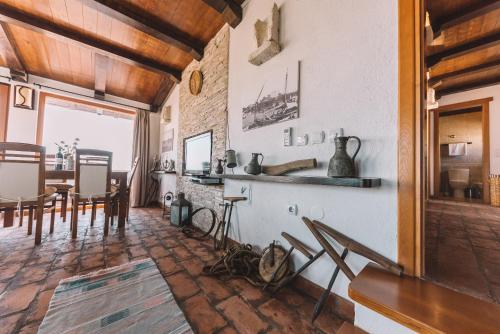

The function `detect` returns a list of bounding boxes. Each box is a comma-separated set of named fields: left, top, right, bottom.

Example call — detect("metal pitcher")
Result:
left=328, top=136, right=361, bottom=177
left=244, top=153, right=264, bottom=175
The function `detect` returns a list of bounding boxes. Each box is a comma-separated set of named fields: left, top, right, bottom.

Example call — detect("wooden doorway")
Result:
left=430, top=98, right=492, bottom=204
left=0, top=83, right=9, bottom=141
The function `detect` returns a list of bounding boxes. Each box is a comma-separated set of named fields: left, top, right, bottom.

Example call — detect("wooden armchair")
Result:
left=69, top=149, right=117, bottom=239
left=0, top=142, right=57, bottom=245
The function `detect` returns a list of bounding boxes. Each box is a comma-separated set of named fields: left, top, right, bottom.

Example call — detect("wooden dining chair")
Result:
left=105, top=156, right=139, bottom=226
left=69, top=149, right=117, bottom=239
left=45, top=154, right=73, bottom=222
left=0, top=142, right=58, bottom=245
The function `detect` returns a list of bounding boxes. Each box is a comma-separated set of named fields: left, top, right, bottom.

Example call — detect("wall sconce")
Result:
left=161, top=105, right=172, bottom=123
left=14, top=85, right=35, bottom=109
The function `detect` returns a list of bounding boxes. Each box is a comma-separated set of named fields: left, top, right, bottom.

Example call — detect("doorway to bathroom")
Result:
left=430, top=98, right=491, bottom=205
left=425, top=97, right=500, bottom=303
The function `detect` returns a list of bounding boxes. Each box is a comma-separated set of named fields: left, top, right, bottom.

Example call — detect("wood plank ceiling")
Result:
left=426, top=0, right=500, bottom=97
left=0, top=0, right=244, bottom=110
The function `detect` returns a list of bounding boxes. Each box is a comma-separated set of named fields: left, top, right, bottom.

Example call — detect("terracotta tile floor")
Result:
left=0, top=208, right=345, bottom=334
left=425, top=200, right=500, bottom=304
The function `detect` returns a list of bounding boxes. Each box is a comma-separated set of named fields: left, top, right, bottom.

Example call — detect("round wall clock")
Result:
left=189, top=70, right=203, bottom=96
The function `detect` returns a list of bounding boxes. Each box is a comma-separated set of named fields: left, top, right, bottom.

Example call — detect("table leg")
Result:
left=117, top=174, right=127, bottom=228
left=27, top=207, right=34, bottom=235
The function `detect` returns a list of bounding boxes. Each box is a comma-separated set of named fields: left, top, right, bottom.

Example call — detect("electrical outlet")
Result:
left=296, top=134, right=308, bottom=146
left=311, top=131, right=325, bottom=144
left=310, top=206, right=324, bottom=220
left=287, top=204, right=298, bottom=215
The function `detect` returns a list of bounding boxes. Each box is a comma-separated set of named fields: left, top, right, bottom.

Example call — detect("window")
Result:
left=41, top=98, right=135, bottom=170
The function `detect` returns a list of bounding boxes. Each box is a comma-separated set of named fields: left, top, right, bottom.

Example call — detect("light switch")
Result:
left=284, top=127, right=292, bottom=146
left=296, top=134, right=309, bottom=146
left=311, top=131, right=325, bottom=144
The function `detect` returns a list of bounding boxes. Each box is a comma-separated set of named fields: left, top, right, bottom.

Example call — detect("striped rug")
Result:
left=38, top=258, right=192, bottom=334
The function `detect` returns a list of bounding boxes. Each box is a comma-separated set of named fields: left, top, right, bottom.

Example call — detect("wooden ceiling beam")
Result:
left=151, top=78, right=174, bottom=113
left=76, top=0, right=204, bottom=61
left=432, top=1, right=500, bottom=35
left=427, top=31, right=500, bottom=67
left=436, top=75, right=500, bottom=97
left=0, top=21, right=27, bottom=81
left=94, top=53, right=108, bottom=100
left=429, top=59, right=500, bottom=85
left=202, top=0, right=242, bottom=28
left=0, top=2, right=182, bottom=82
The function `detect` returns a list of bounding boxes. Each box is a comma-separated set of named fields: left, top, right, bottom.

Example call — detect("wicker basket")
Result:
left=491, top=175, right=500, bottom=207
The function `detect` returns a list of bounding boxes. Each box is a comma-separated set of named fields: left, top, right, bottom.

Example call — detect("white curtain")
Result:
left=130, top=109, right=150, bottom=207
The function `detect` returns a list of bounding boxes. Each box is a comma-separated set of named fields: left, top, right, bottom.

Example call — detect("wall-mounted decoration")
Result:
left=14, top=85, right=34, bottom=109
left=161, top=105, right=172, bottom=123
left=162, top=128, right=174, bottom=153
left=189, top=70, right=203, bottom=96
left=249, top=3, right=281, bottom=66
left=242, top=61, right=299, bottom=131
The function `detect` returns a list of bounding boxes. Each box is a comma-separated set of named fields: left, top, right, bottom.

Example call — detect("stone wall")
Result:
left=177, top=26, right=229, bottom=230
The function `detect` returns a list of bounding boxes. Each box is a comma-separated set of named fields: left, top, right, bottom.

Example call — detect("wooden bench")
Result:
left=349, top=263, right=500, bottom=334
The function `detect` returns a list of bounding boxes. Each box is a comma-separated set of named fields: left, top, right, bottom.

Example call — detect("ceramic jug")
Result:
left=244, top=153, right=264, bottom=175
left=215, top=158, right=225, bottom=174
left=327, top=136, right=361, bottom=177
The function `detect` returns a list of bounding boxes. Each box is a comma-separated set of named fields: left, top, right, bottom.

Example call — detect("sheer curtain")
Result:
left=130, top=109, right=150, bottom=207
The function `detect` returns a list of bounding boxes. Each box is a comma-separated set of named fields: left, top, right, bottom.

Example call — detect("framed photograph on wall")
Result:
left=242, top=61, right=300, bottom=131
left=162, top=128, right=174, bottom=153
left=14, top=85, right=35, bottom=109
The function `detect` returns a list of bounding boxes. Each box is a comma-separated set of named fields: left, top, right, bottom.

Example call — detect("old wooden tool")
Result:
left=301, top=217, right=404, bottom=322
left=311, top=248, right=348, bottom=322
left=259, top=241, right=289, bottom=283
left=311, top=219, right=403, bottom=276
left=302, top=217, right=355, bottom=280
left=267, top=232, right=324, bottom=292
left=262, top=159, right=317, bottom=176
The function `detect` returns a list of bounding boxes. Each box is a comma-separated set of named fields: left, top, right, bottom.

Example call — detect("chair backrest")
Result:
left=0, top=142, right=46, bottom=205
left=128, top=156, right=140, bottom=189
left=74, top=149, right=112, bottom=199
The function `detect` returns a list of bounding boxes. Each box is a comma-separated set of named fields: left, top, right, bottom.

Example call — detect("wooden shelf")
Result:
left=349, top=264, right=500, bottom=334
left=210, top=174, right=381, bottom=188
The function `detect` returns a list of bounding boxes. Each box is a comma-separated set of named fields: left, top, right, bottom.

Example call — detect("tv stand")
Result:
left=190, top=175, right=224, bottom=185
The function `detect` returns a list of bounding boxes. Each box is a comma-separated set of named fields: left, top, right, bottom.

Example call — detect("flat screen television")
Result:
left=183, top=130, right=212, bottom=176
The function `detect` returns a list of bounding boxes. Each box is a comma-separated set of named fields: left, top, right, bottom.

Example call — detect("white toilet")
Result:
left=448, top=169, right=470, bottom=198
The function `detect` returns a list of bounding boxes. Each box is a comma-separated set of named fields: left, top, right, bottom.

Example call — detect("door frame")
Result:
left=430, top=98, right=492, bottom=204
left=398, top=0, right=425, bottom=277
left=0, top=83, right=10, bottom=142
left=35, top=91, right=135, bottom=145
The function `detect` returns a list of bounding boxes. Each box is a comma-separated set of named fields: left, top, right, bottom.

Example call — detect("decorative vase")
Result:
left=327, top=136, right=361, bottom=177
left=215, top=158, right=225, bottom=174
left=65, top=155, right=75, bottom=170
left=244, top=153, right=264, bottom=175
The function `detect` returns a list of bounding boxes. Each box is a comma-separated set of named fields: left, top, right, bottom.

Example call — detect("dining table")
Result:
left=45, top=169, right=129, bottom=228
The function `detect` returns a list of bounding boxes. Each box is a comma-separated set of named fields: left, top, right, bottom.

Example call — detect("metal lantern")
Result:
left=170, top=192, right=192, bottom=226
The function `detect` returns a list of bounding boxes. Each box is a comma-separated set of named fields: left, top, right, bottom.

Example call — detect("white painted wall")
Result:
left=158, top=85, right=180, bottom=203
left=438, top=83, right=500, bottom=174
left=226, top=1, right=399, bottom=332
